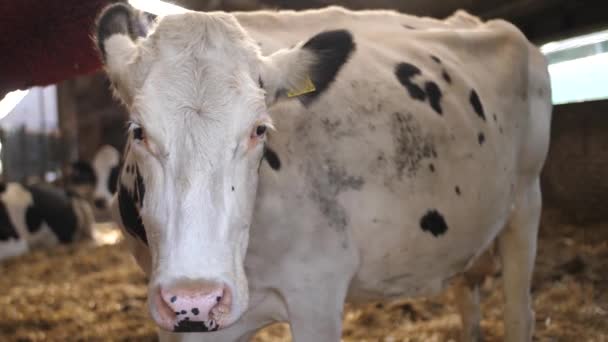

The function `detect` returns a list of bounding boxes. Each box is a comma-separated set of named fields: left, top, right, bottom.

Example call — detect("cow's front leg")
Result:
left=283, top=280, right=350, bottom=342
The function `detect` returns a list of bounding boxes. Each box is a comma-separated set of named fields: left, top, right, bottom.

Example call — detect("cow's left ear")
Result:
left=260, top=30, right=355, bottom=107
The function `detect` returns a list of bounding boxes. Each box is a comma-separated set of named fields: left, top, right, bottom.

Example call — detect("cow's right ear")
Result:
left=96, top=3, right=154, bottom=104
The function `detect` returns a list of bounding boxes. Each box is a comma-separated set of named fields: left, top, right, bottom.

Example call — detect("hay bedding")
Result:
left=0, top=211, right=606, bottom=341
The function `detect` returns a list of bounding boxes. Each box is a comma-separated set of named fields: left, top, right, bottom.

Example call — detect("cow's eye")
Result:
left=133, top=126, right=145, bottom=141
left=254, top=125, right=267, bottom=137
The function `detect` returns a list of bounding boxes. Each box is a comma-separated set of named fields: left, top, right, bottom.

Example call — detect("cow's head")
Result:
left=67, top=145, right=121, bottom=218
left=96, top=3, right=354, bottom=332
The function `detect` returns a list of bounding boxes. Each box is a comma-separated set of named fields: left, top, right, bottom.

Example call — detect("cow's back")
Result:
left=239, top=8, right=551, bottom=299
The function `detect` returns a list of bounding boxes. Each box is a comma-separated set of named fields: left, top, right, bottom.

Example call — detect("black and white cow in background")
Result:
left=68, top=145, right=121, bottom=217
left=0, top=182, right=94, bottom=261
left=97, top=4, right=551, bottom=342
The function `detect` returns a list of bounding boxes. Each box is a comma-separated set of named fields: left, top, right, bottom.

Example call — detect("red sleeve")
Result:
left=0, top=0, right=112, bottom=97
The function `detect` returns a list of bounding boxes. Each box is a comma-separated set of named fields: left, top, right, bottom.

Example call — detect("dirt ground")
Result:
left=0, top=210, right=606, bottom=341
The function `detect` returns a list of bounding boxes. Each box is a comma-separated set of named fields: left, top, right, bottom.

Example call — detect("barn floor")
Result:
left=0, top=210, right=607, bottom=341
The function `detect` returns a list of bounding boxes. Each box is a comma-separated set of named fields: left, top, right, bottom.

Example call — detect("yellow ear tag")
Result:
left=287, top=77, right=316, bottom=98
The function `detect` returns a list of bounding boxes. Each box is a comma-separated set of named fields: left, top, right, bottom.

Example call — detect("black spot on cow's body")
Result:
left=117, top=183, right=147, bottom=245
left=478, top=132, right=485, bottom=145
left=469, top=90, right=486, bottom=121
left=299, top=30, right=355, bottom=105
left=420, top=210, right=448, bottom=237
left=455, top=186, right=461, bottom=195
left=395, top=63, right=426, bottom=101
left=395, top=63, right=443, bottom=115
left=25, top=206, right=43, bottom=234
left=392, top=112, right=436, bottom=178
left=25, top=184, right=79, bottom=243
left=0, top=201, right=18, bottom=241
left=309, top=159, right=364, bottom=236
left=263, top=147, right=281, bottom=171
left=430, top=55, right=441, bottom=64
left=424, top=81, right=443, bottom=114
left=442, top=70, right=452, bottom=84
left=108, top=165, right=120, bottom=194
left=173, top=319, right=218, bottom=333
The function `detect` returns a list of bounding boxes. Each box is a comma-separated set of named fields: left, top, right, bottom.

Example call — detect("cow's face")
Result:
left=91, top=145, right=121, bottom=211
left=97, top=3, right=354, bottom=332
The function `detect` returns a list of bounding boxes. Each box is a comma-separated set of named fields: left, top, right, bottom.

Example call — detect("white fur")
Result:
left=103, top=6, right=552, bottom=341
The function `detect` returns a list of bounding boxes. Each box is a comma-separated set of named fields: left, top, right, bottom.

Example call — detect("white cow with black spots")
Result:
left=0, top=182, right=94, bottom=261
left=96, top=4, right=551, bottom=341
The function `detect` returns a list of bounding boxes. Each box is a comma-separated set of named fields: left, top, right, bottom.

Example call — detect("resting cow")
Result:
left=0, top=182, right=94, bottom=260
left=96, top=4, right=552, bottom=341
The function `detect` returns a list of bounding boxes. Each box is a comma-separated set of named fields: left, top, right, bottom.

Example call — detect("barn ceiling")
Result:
left=172, top=0, right=608, bottom=43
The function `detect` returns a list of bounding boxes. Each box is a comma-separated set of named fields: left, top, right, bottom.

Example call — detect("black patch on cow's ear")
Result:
left=96, top=3, right=150, bottom=61
left=420, top=209, right=448, bottom=237
left=118, top=183, right=148, bottom=245
left=263, top=146, right=281, bottom=171
left=299, top=30, right=356, bottom=105
left=108, top=165, right=121, bottom=194
left=469, top=89, right=486, bottom=121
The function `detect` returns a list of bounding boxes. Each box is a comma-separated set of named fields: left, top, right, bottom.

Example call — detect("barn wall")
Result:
left=541, top=99, right=608, bottom=223
left=57, top=72, right=128, bottom=162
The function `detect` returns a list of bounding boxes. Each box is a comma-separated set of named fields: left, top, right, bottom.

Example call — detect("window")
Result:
left=541, top=30, right=608, bottom=105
